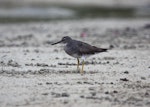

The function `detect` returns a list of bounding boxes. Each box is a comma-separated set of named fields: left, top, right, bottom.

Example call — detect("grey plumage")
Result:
left=51, top=36, right=108, bottom=74
left=64, top=38, right=107, bottom=58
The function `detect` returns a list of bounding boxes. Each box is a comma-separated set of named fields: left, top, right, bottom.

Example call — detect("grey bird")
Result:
left=51, top=36, right=107, bottom=74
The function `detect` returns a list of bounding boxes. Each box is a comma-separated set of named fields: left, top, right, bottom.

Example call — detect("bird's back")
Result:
left=64, top=39, right=107, bottom=58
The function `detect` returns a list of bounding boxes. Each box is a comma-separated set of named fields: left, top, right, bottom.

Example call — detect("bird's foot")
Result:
left=77, top=67, right=80, bottom=73
left=80, top=71, right=85, bottom=75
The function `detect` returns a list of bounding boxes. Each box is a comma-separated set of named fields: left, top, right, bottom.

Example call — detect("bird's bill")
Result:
left=51, top=40, right=62, bottom=45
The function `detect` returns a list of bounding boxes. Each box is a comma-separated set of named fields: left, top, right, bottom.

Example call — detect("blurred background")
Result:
left=0, top=0, right=150, bottom=23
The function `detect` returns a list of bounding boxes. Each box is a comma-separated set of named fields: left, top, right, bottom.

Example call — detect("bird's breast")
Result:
left=64, top=45, right=80, bottom=58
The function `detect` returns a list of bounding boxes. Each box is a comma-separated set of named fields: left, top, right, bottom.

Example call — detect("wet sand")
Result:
left=0, top=19, right=150, bottom=107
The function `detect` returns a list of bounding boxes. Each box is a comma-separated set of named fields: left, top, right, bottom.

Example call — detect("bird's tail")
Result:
left=98, top=48, right=107, bottom=52
left=92, top=46, right=108, bottom=53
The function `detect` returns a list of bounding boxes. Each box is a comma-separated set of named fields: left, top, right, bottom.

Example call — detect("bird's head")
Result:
left=51, top=36, right=72, bottom=45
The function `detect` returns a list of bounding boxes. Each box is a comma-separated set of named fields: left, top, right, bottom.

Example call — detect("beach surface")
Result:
left=0, top=19, right=150, bottom=107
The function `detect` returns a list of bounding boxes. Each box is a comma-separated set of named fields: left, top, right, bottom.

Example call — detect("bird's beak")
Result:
left=51, top=40, right=62, bottom=45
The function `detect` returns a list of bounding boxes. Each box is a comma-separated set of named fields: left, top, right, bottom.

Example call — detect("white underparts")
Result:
left=81, top=55, right=89, bottom=62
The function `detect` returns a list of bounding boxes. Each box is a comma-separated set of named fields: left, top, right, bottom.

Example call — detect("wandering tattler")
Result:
left=51, top=36, right=107, bottom=74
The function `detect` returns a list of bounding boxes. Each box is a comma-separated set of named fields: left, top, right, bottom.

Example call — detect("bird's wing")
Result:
left=76, top=41, right=107, bottom=55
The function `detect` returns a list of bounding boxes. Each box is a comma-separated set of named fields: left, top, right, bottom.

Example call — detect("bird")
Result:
left=51, top=36, right=107, bottom=74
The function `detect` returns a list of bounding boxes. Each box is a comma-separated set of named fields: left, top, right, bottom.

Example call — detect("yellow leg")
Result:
left=77, top=58, right=80, bottom=68
left=81, top=61, right=84, bottom=74
left=77, top=58, right=80, bottom=72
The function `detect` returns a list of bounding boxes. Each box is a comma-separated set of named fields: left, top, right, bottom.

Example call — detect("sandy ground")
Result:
left=0, top=19, right=150, bottom=107
left=1, top=0, right=150, bottom=7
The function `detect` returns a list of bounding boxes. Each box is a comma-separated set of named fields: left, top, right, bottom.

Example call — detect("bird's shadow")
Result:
left=57, top=70, right=99, bottom=74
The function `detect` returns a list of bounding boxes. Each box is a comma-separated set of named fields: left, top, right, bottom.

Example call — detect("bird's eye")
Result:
left=63, top=37, right=66, bottom=40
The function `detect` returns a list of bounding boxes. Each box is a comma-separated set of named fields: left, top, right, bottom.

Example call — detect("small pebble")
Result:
left=46, top=82, right=52, bottom=85
left=113, top=90, right=118, bottom=93
left=105, top=91, right=109, bottom=94
left=61, top=93, right=69, bottom=97
left=42, top=93, right=49, bottom=95
left=124, top=71, right=129, bottom=74
left=141, top=77, right=146, bottom=80
left=120, top=78, right=129, bottom=81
